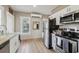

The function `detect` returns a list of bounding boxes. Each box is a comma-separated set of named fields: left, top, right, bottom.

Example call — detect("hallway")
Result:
left=17, top=38, right=55, bottom=53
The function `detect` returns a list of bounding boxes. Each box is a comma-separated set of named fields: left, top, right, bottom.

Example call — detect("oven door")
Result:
left=63, top=38, right=69, bottom=53
left=56, top=36, right=63, bottom=50
left=68, top=40, right=78, bottom=53
left=74, top=12, right=79, bottom=21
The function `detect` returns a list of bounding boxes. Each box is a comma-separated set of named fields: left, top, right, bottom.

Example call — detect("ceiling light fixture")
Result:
left=33, top=5, right=37, bottom=7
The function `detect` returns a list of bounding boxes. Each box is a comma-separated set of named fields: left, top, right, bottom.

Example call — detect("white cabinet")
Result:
left=56, top=12, right=61, bottom=25
left=67, top=5, right=79, bottom=13
left=62, top=5, right=79, bottom=15
left=50, top=5, right=79, bottom=25
left=51, top=11, right=62, bottom=25
left=10, top=35, right=20, bottom=53
left=52, top=33, right=56, bottom=50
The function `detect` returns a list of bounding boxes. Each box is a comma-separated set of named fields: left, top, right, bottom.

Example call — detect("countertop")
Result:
left=0, top=33, right=18, bottom=46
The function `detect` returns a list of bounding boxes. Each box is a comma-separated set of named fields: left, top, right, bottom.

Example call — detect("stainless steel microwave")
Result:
left=60, top=14, right=74, bottom=23
left=74, top=12, right=79, bottom=20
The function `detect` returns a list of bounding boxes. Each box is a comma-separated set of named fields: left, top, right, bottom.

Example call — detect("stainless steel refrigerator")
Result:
left=43, top=18, right=59, bottom=49
left=43, top=21, right=49, bottom=48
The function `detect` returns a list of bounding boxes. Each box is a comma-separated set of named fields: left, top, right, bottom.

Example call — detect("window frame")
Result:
left=0, top=6, right=4, bottom=25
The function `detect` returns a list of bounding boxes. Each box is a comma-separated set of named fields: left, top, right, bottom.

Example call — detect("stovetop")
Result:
left=56, top=31, right=79, bottom=41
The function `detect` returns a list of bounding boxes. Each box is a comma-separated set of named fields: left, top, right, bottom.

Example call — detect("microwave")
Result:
left=74, top=12, right=79, bottom=20
left=60, top=14, right=74, bottom=23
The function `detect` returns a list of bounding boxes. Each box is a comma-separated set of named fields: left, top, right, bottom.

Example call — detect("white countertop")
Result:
left=0, top=33, right=18, bottom=45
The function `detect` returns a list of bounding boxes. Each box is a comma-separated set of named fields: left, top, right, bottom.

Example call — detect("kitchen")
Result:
left=0, top=5, right=79, bottom=53
left=49, top=5, right=79, bottom=53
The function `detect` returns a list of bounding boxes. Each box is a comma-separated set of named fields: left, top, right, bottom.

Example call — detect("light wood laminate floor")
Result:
left=17, top=38, right=55, bottom=53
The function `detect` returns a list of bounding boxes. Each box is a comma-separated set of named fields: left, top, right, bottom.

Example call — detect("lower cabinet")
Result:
left=52, top=33, right=56, bottom=50
left=10, top=35, right=20, bottom=53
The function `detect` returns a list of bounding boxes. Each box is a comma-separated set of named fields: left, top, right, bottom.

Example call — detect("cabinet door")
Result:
left=54, top=12, right=61, bottom=25
left=62, top=6, right=79, bottom=15
left=10, top=35, right=20, bottom=53
left=14, top=35, right=20, bottom=51
left=52, top=34, right=56, bottom=50
left=70, top=5, right=79, bottom=12
left=10, top=37, right=16, bottom=53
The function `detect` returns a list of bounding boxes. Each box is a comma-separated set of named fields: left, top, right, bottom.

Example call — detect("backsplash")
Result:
left=60, top=23, right=79, bottom=29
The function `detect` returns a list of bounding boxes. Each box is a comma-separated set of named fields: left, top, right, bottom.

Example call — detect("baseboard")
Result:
left=21, top=37, right=42, bottom=40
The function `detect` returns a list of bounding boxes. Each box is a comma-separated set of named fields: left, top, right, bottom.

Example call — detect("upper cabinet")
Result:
left=55, top=12, right=60, bottom=25
left=50, top=5, right=79, bottom=25
left=50, top=11, right=62, bottom=25
left=61, top=5, right=79, bottom=15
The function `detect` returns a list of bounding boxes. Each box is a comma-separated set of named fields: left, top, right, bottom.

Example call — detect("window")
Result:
left=0, top=6, right=3, bottom=25
left=0, top=9, right=1, bottom=25
left=20, top=16, right=30, bottom=35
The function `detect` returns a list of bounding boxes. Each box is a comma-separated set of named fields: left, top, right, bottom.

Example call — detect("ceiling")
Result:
left=10, top=5, right=58, bottom=15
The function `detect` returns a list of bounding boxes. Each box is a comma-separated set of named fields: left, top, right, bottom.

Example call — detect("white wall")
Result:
left=6, top=12, right=14, bottom=33
left=31, top=18, right=43, bottom=38
left=14, top=12, right=47, bottom=40
left=14, top=12, right=31, bottom=40
left=0, top=5, right=48, bottom=40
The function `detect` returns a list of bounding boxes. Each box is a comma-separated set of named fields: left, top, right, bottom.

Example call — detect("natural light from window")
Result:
left=0, top=9, right=1, bottom=25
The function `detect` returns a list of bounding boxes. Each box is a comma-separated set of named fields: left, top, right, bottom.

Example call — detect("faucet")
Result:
left=0, top=25, right=7, bottom=35
left=0, top=30, right=3, bottom=35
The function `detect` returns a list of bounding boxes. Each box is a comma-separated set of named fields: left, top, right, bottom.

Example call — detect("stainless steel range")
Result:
left=56, top=35, right=65, bottom=53
left=56, top=28, right=79, bottom=53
